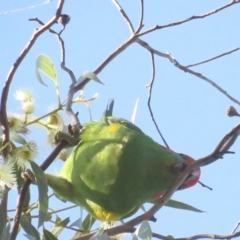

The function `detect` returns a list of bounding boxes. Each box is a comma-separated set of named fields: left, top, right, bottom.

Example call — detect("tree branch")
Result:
left=186, top=47, right=240, bottom=68
left=135, top=0, right=144, bottom=33
left=147, top=52, right=169, bottom=148
left=137, top=0, right=240, bottom=37
left=1, top=1, right=65, bottom=238
left=136, top=38, right=240, bottom=106
left=111, top=0, right=135, bottom=34
left=29, top=17, right=81, bottom=127
left=152, top=231, right=240, bottom=240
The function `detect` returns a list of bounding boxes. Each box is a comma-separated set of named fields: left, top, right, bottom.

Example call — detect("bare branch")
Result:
left=198, top=181, right=213, bottom=191
left=136, top=38, right=168, bottom=58
left=135, top=0, right=144, bottom=33
left=111, top=0, right=135, bottom=34
left=175, top=231, right=240, bottom=240
left=29, top=17, right=77, bottom=83
left=137, top=0, right=240, bottom=37
left=228, top=221, right=240, bottom=240
left=152, top=231, right=240, bottom=240
left=186, top=47, right=240, bottom=68
left=147, top=52, right=169, bottom=149
left=0, top=0, right=64, bottom=232
left=136, top=38, right=240, bottom=106
left=30, top=17, right=82, bottom=127
left=170, top=56, right=240, bottom=107
left=0, top=0, right=64, bottom=159
left=73, top=35, right=137, bottom=93
left=0, top=0, right=51, bottom=15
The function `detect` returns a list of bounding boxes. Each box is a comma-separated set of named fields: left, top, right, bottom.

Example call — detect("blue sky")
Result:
left=1, top=0, right=240, bottom=239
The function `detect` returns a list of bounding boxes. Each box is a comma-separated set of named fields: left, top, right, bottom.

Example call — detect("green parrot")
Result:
left=46, top=110, right=200, bottom=221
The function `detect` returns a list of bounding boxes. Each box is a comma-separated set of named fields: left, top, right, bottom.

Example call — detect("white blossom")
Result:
left=0, top=160, right=17, bottom=199
left=11, top=141, right=38, bottom=169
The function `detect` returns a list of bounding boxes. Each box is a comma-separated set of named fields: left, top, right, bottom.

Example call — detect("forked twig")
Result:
left=186, top=47, right=240, bottom=68
left=147, top=52, right=169, bottom=149
left=135, top=0, right=144, bottom=33
left=228, top=221, right=240, bottom=240
left=111, top=0, right=135, bottom=33
left=29, top=17, right=81, bottom=127
left=137, top=0, right=240, bottom=37
left=136, top=38, right=240, bottom=106
left=0, top=0, right=51, bottom=15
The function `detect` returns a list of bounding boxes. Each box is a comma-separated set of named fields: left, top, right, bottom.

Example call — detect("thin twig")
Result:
left=3, top=3, right=65, bottom=238
left=73, top=35, right=138, bottom=93
left=153, top=231, right=240, bottom=240
left=137, top=0, right=240, bottom=37
left=49, top=204, right=78, bottom=215
left=29, top=17, right=77, bottom=83
left=147, top=52, right=169, bottom=149
left=136, top=38, right=240, bottom=106
left=30, top=17, right=80, bottom=127
left=49, top=219, right=84, bottom=232
left=136, top=38, right=169, bottom=58
left=135, top=0, right=144, bottom=33
left=0, top=0, right=51, bottom=15
left=186, top=47, right=240, bottom=68
left=198, top=181, right=213, bottom=191
left=228, top=221, right=240, bottom=240
left=0, top=0, right=64, bottom=231
left=168, top=52, right=240, bottom=106
left=111, top=0, right=135, bottom=33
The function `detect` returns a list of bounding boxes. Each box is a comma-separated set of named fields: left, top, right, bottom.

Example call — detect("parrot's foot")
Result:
left=171, top=161, right=187, bottom=174
left=21, top=169, right=36, bottom=183
left=54, top=131, right=80, bottom=147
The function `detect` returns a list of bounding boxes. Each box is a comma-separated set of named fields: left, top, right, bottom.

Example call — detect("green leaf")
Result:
left=23, top=234, right=37, bottom=240
left=36, top=54, right=57, bottom=85
left=135, top=220, right=152, bottom=240
left=35, top=54, right=60, bottom=104
left=165, top=199, right=204, bottom=213
left=101, top=99, right=114, bottom=122
left=43, top=228, right=58, bottom=240
left=132, top=233, right=138, bottom=240
left=0, top=223, right=10, bottom=240
left=89, top=232, right=109, bottom=240
left=20, top=217, right=40, bottom=240
left=70, top=217, right=82, bottom=228
left=51, top=216, right=70, bottom=237
left=9, top=131, right=27, bottom=145
left=131, top=96, right=141, bottom=124
left=71, top=211, right=96, bottom=239
left=78, top=70, right=104, bottom=85
left=81, top=214, right=96, bottom=232
left=30, top=161, right=48, bottom=228
left=140, top=205, right=146, bottom=213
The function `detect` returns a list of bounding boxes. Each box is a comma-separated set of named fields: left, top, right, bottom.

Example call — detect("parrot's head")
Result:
left=177, top=154, right=201, bottom=190
left=152, top=148, right=201, bottom=200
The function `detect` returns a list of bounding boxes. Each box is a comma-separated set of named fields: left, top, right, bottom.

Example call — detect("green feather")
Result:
left=46, top=116, right=188, bottom=220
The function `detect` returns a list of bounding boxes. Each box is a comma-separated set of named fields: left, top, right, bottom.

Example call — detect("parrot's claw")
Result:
left=171, top=161, right=186, bottom=174
left=21, top=169, right=36, bottom=183
left=54, top=131, right=80, bottom=147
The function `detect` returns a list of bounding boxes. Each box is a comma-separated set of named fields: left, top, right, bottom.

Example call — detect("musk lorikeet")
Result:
left=46, top=116, right=200, bottom=221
